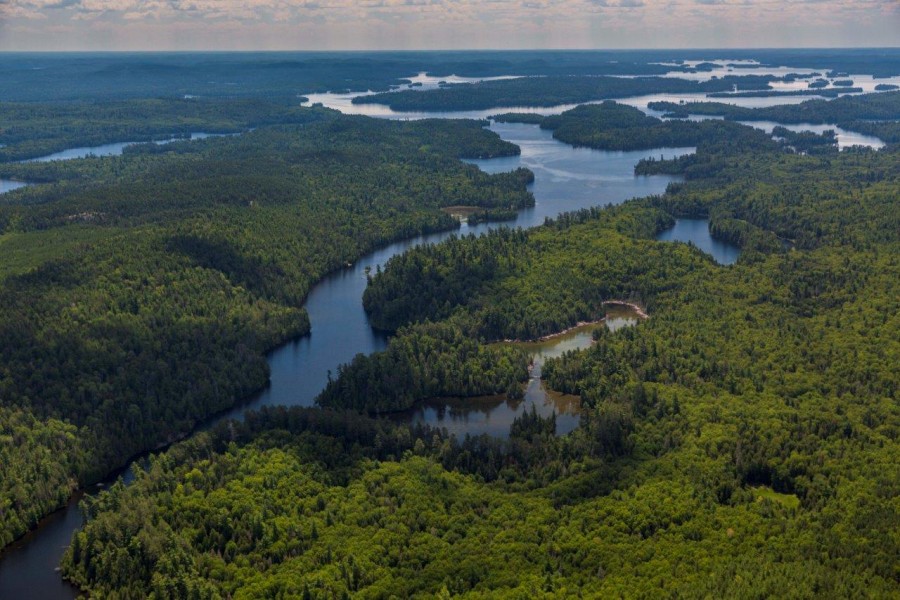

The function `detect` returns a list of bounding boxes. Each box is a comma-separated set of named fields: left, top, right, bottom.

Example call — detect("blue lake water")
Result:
left=218, top=121, right=694, bottom=424
left=656, top=218, right=741, bottom=265
left=0, top=179, right=29, bottom=194
left=22, top=132, right=236, bottom=163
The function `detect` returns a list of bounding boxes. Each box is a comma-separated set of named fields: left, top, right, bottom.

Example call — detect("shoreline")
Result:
left=500, top=300, right=649, bottom=344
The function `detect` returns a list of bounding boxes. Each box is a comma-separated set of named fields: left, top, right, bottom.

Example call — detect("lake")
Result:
left=22, top=132, right=237, bottom=163
left=656, top=218, right=741, bottom=265
left=0, top=179, right=29, bottom=194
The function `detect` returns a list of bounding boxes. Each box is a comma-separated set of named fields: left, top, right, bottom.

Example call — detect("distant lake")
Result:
left=22, top=132, right=237, bottom=163
left=0, top=179, right=28, bottom=194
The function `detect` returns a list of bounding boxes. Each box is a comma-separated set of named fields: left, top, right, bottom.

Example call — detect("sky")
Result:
left=0, top=0, right=898, bottom=51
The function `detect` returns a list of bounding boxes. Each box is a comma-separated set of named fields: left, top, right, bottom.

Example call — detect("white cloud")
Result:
left=0, top=0, right=897, bottom=49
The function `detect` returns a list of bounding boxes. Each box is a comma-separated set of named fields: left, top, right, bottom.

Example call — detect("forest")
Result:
left=494, top=102, right=783, bottom=153
left=0, top=98, right=316, bottom=162
left=62, top=124, right=899, bottom=596
left=352, top=75, right=778, bottom=111
left=3, top=51, right=900, bottom=598
left=8, top=49, right=899, bottom=103
left=0, top=107, right=533, bottom=550
left=649, top=91, right=900, bottom=145
left=316, top=320, right=530, bottom=413
left=705, top=88, right=863, bottom=98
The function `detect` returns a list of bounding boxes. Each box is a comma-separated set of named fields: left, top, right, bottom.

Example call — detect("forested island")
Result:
left=647, top=91, right=900, bottom=144
left=0, top=50, right=898, bottom=599
left=352, top=75, right=778, bottom=111
left=494, top=102, right=780, bottom=152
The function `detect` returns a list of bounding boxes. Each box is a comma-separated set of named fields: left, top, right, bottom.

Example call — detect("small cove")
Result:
left=0, top=179, right=28, bottom=194
left=656, top=218, right=741, bottom=265
left=396, top=304, right=645, bottom=438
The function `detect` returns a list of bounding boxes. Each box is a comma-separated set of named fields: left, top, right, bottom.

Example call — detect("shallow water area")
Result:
left=399, top=307, right=643, bottom=438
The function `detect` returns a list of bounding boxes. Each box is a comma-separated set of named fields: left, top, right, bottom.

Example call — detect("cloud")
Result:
left=0, top=0, right=898, bottom=49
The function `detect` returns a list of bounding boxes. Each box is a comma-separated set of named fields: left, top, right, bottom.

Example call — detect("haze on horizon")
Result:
left=0, top=0, right=898, bottom=52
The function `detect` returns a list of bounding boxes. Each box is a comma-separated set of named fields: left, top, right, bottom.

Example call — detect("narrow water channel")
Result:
left=1, top=59, right=893, bottom=594
left=0, top=107, right=730, bottom=598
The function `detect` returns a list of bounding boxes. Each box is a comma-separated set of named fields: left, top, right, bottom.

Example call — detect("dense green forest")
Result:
left=494, top=102, right=782, bottom=153
left=4, top=51, right=900, bottom=597
left=62, top=131, right=899, bottom=596
left=0, top=98, right=314, bottom=162
left=649, top=91, right=900, bottom=144
left=352, top=75, right=777, bottom=111
left=0, top=108, right=533, bottom=549
left=8, top=49, right=898, bottom=103
left=316, top=320, right=530, bottom=413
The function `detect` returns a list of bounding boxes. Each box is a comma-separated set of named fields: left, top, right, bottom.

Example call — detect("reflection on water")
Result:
left=398, top=307, right=644, bottom=438
left=0, top=179, right=28, bottom=194
left=604, top=305, right=642, bottom=331
left=0, top=493, right=83, bottom=598
left=656, top=218, right=741, bottom=265
left=737, top=120, right=884, bottom=150
left=218, top=122, right=688, bottom=423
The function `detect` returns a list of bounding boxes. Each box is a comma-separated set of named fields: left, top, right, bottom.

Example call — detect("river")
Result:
left=6, top=59, right=883, bottom=594
left=0, top=116, right=718, bottom=600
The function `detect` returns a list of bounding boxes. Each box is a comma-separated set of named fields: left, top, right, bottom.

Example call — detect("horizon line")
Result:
left=2, top=46, right=899, bottom=54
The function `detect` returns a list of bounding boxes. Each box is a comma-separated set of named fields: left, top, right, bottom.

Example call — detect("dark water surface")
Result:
left=0, top=114, right=729, bottom=599
left=656, top=217, right=741, bottom=265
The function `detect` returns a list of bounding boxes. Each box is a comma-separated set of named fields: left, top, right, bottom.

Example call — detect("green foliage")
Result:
left=0, top=107, right=532, bottom=546
left=316, top=321, right=530, bottom=413
left=771, top=126, right=838, bottom=155
left=58, top=108, right=900, bottom=600
left=497, top=102, right=782, bottom=154
left=648, top=91, right=900, bottom=144
left=0, top=407, right=82, bottom=548
left=363, top=206, right=706, bottom=340
left=353, top=75, right=776, bottom=111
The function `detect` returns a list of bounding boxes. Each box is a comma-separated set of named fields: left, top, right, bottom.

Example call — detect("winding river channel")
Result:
left=2, top=61, right=892, bottom=595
